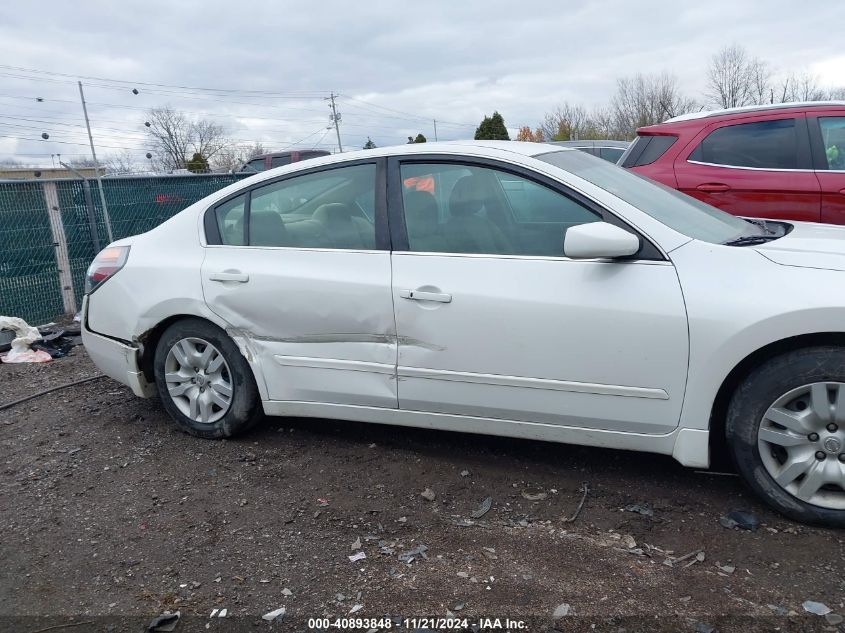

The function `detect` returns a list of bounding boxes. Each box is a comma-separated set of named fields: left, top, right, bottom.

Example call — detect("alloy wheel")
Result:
left=163, top=337, right=233, bottom=424
left=758, top=382, right=845, bottom=510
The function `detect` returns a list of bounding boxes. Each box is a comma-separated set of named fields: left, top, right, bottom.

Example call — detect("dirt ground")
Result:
left=1, top=348, right=844, bottom=633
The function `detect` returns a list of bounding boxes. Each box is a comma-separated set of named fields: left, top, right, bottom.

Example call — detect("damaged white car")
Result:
left=83, top=141, right=845, bottom=526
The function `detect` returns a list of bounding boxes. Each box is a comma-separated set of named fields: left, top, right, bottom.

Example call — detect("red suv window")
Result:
left=688, top=119, right=800, bottom=169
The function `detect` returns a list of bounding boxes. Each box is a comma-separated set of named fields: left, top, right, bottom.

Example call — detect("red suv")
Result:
left=620, top=102, right=845, bottom=224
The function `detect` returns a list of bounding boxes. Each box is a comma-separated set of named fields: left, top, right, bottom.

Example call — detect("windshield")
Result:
left=535, top=149, right=756, bottom=244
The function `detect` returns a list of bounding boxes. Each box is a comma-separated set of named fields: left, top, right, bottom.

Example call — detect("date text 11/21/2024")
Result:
left=307, top=617, right=529, bottom=630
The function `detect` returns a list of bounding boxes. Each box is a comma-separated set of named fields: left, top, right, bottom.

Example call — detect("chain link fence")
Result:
left=1, top=173, right=248, bottom=325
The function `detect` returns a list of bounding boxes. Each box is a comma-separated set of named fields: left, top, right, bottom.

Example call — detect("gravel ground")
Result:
left=1, top=348, right=844, bottom=633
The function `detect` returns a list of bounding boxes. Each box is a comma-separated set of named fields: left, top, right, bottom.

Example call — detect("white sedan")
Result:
left=83, top=141, right=845, bottom=526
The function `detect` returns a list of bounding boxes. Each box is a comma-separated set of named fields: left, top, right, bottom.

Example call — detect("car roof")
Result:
left=549, top=140, right=630, bottom=149
left=663, top=101, right=845, bottom=124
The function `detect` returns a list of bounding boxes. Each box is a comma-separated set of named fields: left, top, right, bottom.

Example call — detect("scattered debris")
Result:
left=348, top=551, right=366, bottom=563
left=350, top=536, right=362, bottom=550
left=0, top=316, right=51, bottom=363
left=766, top=604, right=788, bottom=616
left=521, top=488, right=547, bottom=501
left=552, top=603, right=571, bottom=618
left=470, top=496, right=493, bottom=519
left=398, top=543, right=429, bottom=563
left=316, top=498, right=329, bottom=507
left=262, top=606, right=286, bottom=622
left=719, top=510, right=760, bottom=531
left=217, top=608, right=227, bottom=618
left=694, top=622, right=716, bottom=633
left=349, top=604, right=363, bottom=614
left=147, top=612, right=180, bottom=632
left=717, top=564, right=735, bottom=574
left=826, top=613, right=844, bottom=625
left=420, top=488, right=436, bottom=501
left=562, top=483, right=589, bottom=523
left=460, top=470, right=470, bottom=477
left=281, top=588, right=293, bottom=597
left=803, top=600, right=832, bottom=616
left=457, top=571, right=469, bottom=578
left=623, top=503, right=654, bottom=517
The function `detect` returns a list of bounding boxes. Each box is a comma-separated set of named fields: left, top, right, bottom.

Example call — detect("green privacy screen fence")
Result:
left=0, top=173, right=248, bottom=325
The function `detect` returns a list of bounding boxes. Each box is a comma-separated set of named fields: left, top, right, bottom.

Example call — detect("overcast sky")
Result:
left=1, top=0, right=844, bottom=165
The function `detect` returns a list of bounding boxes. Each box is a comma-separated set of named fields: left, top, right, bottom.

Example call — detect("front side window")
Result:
left=400, top=162, right=600, bottom=256
left=819, top=117, right=845, bottom=170
left=212, top=163, right=376, bottom=249
left=688, top=118, right=798, bottom=169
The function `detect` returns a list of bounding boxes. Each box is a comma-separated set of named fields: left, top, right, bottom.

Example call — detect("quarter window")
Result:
left=819, top=117, right=845, bottom=170
left=215, top=194, right=246, bottom=246
left=689, top=119, right=799, bottom=169
left=400, top=163, right=600, bottom=256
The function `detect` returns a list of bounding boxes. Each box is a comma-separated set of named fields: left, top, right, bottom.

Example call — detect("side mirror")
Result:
left=563, top=222, right=640, bottom=259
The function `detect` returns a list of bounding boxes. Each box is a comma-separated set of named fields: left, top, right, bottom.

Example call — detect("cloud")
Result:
left=0, top=0, right=843, bottom=162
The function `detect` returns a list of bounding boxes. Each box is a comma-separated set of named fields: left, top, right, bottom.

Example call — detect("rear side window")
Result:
left=819, top=117, right=845, bottom=170
left=620, top=135, right=677, bottom=167
left=689, top=119, right=798, bottom=169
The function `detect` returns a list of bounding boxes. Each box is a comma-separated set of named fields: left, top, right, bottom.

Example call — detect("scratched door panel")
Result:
left=202, top=247, right=397, bottom=408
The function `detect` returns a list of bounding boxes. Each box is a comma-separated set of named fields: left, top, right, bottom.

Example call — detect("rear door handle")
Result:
left=696, top=183, right=731, bottom=192
left=209, top=271, right=249, bottom=283
left=399, top=289, right=452, bottom=303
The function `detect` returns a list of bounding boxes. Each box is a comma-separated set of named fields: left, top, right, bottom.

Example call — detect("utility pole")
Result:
left=326, top=92, right=343, bottom=153
left=433, top=119, right=438, bottom=142
left=78, top=81, right=114, bottom=243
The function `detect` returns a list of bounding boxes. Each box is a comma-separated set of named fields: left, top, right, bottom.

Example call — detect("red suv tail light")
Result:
left=85, top=245, right=130, bottom=294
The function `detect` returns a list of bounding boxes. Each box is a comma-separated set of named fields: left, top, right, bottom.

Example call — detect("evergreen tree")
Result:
left=474, top=111, right=510, bottom=140
left=185, top=152, right=209, bottom=173
left=406, top=133, right=427, bottom=143
left=363, top=137, right=377, bottom=150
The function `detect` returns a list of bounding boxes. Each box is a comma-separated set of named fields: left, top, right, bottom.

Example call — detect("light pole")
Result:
left=77, top=81, right=114, bottom=243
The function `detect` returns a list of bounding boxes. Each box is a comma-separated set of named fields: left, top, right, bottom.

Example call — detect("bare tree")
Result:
left=103, top=149, right=139, bottom=175
left=611, top=73, right=696, bottom=139
left=210, top=141, right=269, bottom=171
left=776, top=71, right=827, bottom=102
left=145, top=106, right=232, bottom=170
left=539, top=102, right=589, bottom=141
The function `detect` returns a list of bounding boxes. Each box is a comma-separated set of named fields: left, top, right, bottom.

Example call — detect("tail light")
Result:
left=85, top=245, right=130, bottom=293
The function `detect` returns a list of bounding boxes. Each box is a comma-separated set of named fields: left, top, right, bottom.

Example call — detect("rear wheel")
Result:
left=726, top=346, right=845, bottom=527
left=153, top=318, right=261, bottom=438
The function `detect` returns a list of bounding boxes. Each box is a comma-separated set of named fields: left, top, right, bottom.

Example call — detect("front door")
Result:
left=810, top=114, right=845, bottom=225
left=202, top=161, right=397, bottom=408
left=389, top=158, right=689, bottom=434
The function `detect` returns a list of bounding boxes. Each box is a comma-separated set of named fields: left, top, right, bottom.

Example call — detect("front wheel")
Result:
left=726, top=346, right=845, bottom=527
left=153, top=318, right=261, bottom=439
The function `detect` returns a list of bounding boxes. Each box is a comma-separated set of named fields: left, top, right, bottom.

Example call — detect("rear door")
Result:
left=201, top=159, right=397, bottom=408
left=675, top=114, right=821, bottom=222
left=808, top=113, right=845, bottom=224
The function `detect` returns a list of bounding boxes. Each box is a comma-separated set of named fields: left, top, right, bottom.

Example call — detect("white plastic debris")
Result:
left=349, top=604, right=363, bottom=614
left=348, top=551, right=366, bottom=562
left=0, top=316, right=50, bottom=363
left=553, top=603, right=571, bottom=618
left=262, top=606, right=286, bottom=621
left=803, top=601, right=832, bottom=616
left=218, top=608, right=227, bottom=618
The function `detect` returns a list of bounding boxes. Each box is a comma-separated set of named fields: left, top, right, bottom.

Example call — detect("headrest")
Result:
left=449, top=175, right=486, bottom=217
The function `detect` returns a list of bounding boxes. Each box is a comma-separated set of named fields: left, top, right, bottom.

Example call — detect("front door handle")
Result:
left=399, top=289, right=452, bottom=303
left=696, top=183, right=731, bottom=192
left=209, top=271, right=249, bottom=283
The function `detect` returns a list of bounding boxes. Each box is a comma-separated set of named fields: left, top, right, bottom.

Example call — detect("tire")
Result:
left=153, top=318, right=261, bottom=439
left=726, top=346, right=845, bottom=527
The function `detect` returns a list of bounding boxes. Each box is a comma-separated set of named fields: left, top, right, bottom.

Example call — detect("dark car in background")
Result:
left=550, top=140, right=630, bottom=163
left=621, top=102, right=845, bottom=224
left=239, top=149, right=331, bottom=173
